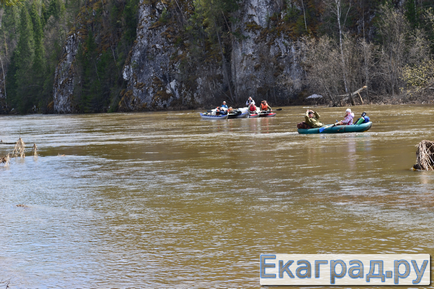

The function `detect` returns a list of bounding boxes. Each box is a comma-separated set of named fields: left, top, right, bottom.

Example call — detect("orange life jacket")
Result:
left=261, top=103, right=268, bottom=110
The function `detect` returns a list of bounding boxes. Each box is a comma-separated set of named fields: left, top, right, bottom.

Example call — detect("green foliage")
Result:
left=0, top=0, right=142, bottom=113
left=30, top=1, right=45, bottom=73
left=5, top=51, right=18, bottom=104
left=75, top=32, right=111, bottom=113
left=282, top=0, right=319, bottom=37
left=0, top=0, right=22, bottom=6
left=123, top=0, right=140, bottom=44
left=2, top=0, right=84, bottom=113
left=1, top=5, right=20, bottom=42
left=402, top=59, right=434, bottom=92
left=159, top=8, right=169, bottom=24
left=194, top=0, right=239, bottom=37
left=70, top=0, right=141, bottom=113
left=41, top=3, right=48, bottom=27
left=8, top=5, right=35, bottom=113
left=405, top=0, right=419, bottom=28
left=185, top=0, right=240, bottom=64
left=47, top=0, right=62, bottom=19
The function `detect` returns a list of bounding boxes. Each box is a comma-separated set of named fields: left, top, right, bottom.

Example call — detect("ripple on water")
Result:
left=1, top=107, right=434, bottom=287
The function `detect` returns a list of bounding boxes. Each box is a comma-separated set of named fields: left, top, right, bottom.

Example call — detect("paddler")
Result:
left=305, top=109, right=323, bottom=128
left=336, top=108, right=354, bottom=125
left=260, top=100, right=272, bottom=111
left=246, top=97, right=255, bottom=107
left=216, top=101, right=228, bottom=115
left=248, top=103, right=257, bottom=113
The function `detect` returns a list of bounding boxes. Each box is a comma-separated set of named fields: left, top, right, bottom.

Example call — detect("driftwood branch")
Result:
left=419, top=80, right=434, bottom=92
left=336, top=86, right=367, bottom=102
left=1, top=138, right=38, bottom=167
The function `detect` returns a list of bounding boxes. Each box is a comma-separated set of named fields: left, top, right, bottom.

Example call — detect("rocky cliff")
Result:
left=119, top=0, right=226, bottom=111
left=231, top=0, right=303, bottom=103
left=53, top=32, right=80, bottom=113
left=120, top=1, right=189, bottom=110
left=53, top=0, right=304, bottom=112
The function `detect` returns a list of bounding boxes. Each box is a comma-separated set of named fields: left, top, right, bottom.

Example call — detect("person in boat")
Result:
left=305, top=109, right=323, bottom=128
left=246, top=97, right=255, bottom=107
left=260, top=100, right=272, bottom=111
left=216, top=101, right=228, bottom=115
left=248, top=103, right=257, bottom=114
left=336, top=108, right=354, bottom=125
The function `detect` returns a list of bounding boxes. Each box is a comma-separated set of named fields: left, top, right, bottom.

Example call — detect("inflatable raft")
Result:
left=200, top=112, right=228, bottom=120
left=228, top=108, right=249, bottom=119
left=298, top=122, right=372, bottom=134
left=259, top=111, right=276, bottom=117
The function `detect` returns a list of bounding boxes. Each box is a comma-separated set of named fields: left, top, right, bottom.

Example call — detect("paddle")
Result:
left=319, top=123, right=336, bottom=133
left=261, top=108, right=281, bottom=113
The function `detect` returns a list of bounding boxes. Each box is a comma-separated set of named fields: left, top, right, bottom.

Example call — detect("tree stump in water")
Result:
left=414, top=140, right=434, bottom=170
left=0, top=154, right=9, bottom=164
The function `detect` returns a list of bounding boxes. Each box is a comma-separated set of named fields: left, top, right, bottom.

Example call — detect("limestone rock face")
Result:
left=120, top=0, right=302, bottom=110
left=120, top=3, right=179, bottom=111
left=231, top=0, right=303, bottom=102
left=53, top=33, right=80, bottom=113
left=120, top=1, right=224, bottom=111
left=54, top=0, right=304, bottom=112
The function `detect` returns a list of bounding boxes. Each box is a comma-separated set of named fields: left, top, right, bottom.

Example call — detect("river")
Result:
left=0, top=105, right=433, bottom=288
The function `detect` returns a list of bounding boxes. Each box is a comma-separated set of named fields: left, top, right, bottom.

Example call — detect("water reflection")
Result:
left=347, top=137, right=356, bottom=170
left=418, top=172, right=434, bottom=185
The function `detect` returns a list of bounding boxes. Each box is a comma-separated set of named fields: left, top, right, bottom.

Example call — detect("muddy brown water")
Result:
left=0, top=105, right=433, bottom=288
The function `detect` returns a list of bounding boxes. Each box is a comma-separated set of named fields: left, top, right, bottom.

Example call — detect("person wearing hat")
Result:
left=305, top=109, right=323, bottom=128
left=260, top=100, right=272, bottom=111
left=246, top=97, right=255, bottom=107
left=216, top=101, right=228, bottom=115
left=336, top=108, right=355, bottom=125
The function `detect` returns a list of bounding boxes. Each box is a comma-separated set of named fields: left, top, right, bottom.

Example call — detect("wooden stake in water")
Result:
left=1, top=154, right=10, bottom=166
left=13, top=137, right=25, bottom=158
left=32, top=143, right=38, bottom=157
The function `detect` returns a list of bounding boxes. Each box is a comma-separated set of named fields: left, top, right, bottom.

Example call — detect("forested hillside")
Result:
left=0, top=0, right=139, bottom=113
left=0, top=0, right=80, bottom=113
left=0, top=0, right=434, bottom=113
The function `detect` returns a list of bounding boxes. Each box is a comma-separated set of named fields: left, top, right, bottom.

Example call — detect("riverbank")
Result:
left=302, top=92, right=434, bottom=107
left=1, top=93, right=434, bottom=115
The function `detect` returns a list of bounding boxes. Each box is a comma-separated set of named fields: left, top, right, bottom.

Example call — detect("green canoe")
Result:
left=298, top=122, right=373, bottom=134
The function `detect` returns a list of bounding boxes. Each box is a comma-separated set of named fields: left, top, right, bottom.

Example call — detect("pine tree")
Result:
left=13, top=5, right=35, bottom=112
left=193, top=0, right=240, bottom=101
left=41, top=3, right=48, bottom=27
left=76, top=31, right=100, bottom=112
left=5, top=51, right=18, bottom=105
left=405, top=0, right=419, bottom=28
left=30, top=1, right=45, bottom=75
left=0, top=0, right=21, bottom=7
left=47, top=0, right=60, bottom=19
